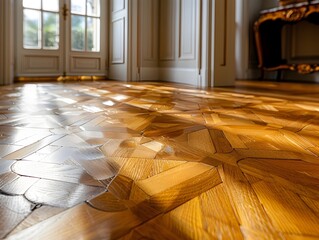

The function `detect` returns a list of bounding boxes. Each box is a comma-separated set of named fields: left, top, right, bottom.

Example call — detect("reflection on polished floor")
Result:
left=1, top=80, right=319, bottom=239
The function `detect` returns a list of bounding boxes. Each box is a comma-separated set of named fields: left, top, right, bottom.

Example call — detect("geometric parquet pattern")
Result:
left=1, top=80, right=319, bottom=239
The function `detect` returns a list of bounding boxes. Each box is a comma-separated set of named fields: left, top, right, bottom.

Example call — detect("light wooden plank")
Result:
left=7, top=204, right=143, bottom=240
left=12, top=160, right=101, bottom=186
left=3, top=135, right=65, bottom=160
left=25, top=179, right=105, bottom=208
left=120, top=158, right=187, bottom=181
left=0, top=145, right=24, bottom=158
left=239, top=158, right=319, bottom=198
left=74, top=158, right=119, bottom=181
left=134, top=162, right=216, bottom=196
left=300, top=195, right=319, bottom=214
left=221, top=164, right=282, bottom=239
left=209, top=129, right=233, bottom=153
left=246, top=175, right=319, bottom=236
left=158, top=197, right=213, bottom=239
left=108, top=174, right=133, bottom=200
left=0, top=172, right=19, bottom=188
left=199, top=184, right=244, bottom=239
left=130, top=162, right=221, bottom=211
left=188, top=129, right=216, bottom=154
left=0, top=195, right=33, bottom=239
left=9, top=206, right=65, bottom=236
left=1, top=176, right=39, bottom=195
left=88, top=192, right=128, bottom=212
left=0, top=159, right=16, bottom=174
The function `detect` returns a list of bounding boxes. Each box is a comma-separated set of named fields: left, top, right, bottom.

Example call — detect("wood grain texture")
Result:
left=245, top=174, right=319, bottom=236
left=0, top=176, right=39, bottom=195
left=0, top=195, right=34, bottom=238
left=8, top=206, right=65, bottom=236
left=220, top=164, right=282, bottom=239
left=198, top=185, right=244, bottom=239
left=1, top=80, right=319, bottom=239
left=24, top=179, right=105, bottom=208
left=11, top=160, right=101, bottom=186
left=239, top=158, right=319, bottom=197
left=7, top=204, right=143, bottom=240
left=130, top=162, right=222, bottom=211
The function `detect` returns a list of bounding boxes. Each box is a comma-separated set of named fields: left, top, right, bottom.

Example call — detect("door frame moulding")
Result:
left=235, top=0, right=250, bottom=80
left=199, top=0, right=211, bottom=88
left=210, top=0, right=236, bottom=87
left=128, top=0, right=137, bottom=81
left=108, top=0, right=130, bottom=81
left=0, top=0, right=15, bottom=85
left=0, top=1, right=3, bottom=84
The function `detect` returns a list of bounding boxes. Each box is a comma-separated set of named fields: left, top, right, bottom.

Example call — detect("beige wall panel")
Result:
left=141, top=0, right=158, bottom=62
left=179, top=0, right=196, bottom=60
left=23, top=56, right=59, bottom=73
left=112, top=0, right=125, bottom=13
left=71, top=57, right=101, bottom=72
left=159, top=0, right=176, bottom=61
left=111, top=18, right=125, bottom=64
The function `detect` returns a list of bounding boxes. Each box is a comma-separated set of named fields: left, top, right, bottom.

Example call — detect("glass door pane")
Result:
left=71, top=15, right=85, bottom=51
left=23, top=0, right=41, bottom=9
left=43, top=1, right=59, bottom=11
left=23, top=9, right=41, bottom=49
left=43, top=12, right=59, bottom=49
left=71, top=0, right=86, bottom=14
left=87, top=0, right=100, bottom=17
left=71, top=0, right=100, bottom=52
left=22, top=0, right=60, bottom=50
left=87, top=17, right=100, bottom=52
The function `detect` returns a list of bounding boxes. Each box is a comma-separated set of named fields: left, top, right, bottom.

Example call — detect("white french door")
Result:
left=15, top=0, right=107, bottom=78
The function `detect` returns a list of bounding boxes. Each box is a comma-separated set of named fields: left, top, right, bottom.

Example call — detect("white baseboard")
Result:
left=140, top=67, right=160, bottom=81
left=108, top=65, right=128, bottom=81
left=159, top=67, right=199, bottom=86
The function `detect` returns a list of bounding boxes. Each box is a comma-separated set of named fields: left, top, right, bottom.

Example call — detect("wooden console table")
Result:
left=254, top=0, right=319, bottom=79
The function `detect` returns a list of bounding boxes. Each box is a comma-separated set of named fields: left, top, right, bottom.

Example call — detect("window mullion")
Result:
left=40, top=0, right=43, bottom=49
left=41, top=11, right=43, bottom=49
left=85, top=0, right=87, bottom=52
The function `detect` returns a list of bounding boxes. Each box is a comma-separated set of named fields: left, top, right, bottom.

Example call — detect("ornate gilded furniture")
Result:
left=254, top=0, right=319, bottom=79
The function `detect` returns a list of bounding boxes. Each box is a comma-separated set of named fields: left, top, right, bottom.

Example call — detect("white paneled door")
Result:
left=15, top=0, right=107, bottom=78
left=108, top=0, right=129, bottom=81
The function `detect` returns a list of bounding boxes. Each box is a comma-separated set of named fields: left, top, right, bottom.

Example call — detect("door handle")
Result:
left=62, top=4, right=69, bottom=21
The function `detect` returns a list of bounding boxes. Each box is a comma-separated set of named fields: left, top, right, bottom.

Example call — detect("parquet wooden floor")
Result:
left=1, top=80, right=319, bottom=239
